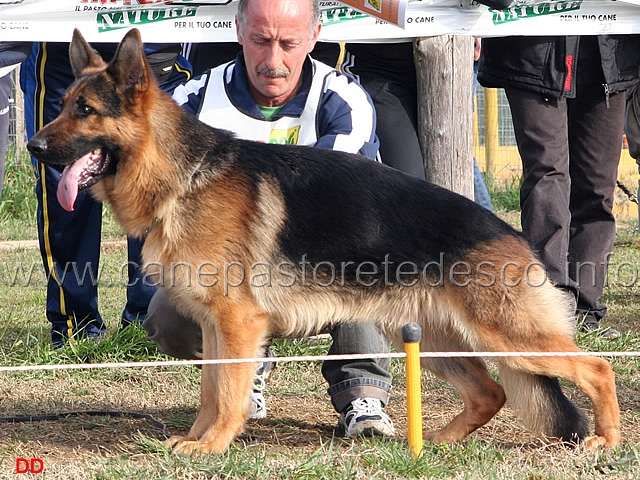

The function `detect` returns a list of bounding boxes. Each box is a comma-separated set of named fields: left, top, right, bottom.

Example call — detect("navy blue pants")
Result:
left=21, top=41, right=191, bottom=344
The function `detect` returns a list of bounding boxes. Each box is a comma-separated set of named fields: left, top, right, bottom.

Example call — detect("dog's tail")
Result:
left=497, top=366, right=589, bottom=444
left=487, top=249, right=591, bottom=444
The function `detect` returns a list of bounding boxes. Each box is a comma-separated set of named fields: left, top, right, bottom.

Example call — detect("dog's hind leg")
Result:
left=497, top=340, right=620, bottom=449
left=479, top=278, right=620, bottom=448
left=166, top=301, right=270, bottom=455
left=392, top=324, right=507, bottom=443
left=424, top=356, right=507, bottom=443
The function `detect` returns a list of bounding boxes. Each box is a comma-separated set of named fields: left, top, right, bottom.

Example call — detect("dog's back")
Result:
left=236, top=140, right=514, bottom=266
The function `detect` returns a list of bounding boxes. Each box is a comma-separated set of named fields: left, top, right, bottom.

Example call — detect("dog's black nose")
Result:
left=27, top=136, right=48, bottom=155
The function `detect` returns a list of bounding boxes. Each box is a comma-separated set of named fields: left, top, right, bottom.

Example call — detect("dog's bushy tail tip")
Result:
left=499, top=367, right=589, bottom=444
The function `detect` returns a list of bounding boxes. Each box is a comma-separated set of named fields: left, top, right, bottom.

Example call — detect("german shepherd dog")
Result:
left=27, top=28, right=620, bottom=454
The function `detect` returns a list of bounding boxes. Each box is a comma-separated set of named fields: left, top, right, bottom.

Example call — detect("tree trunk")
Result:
left=413, top=35, right=474, bottom=200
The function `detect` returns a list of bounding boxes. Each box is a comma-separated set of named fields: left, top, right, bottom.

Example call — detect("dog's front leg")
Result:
left=166, top=302, right=269, bottom=455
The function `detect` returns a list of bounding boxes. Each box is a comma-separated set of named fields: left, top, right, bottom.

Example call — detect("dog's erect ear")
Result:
left=69, top=29, right=106, bottom=78
left=108, top=28, right=149, bottom=93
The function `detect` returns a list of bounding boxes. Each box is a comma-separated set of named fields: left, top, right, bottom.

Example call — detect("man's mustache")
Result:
left=257, top=65, right=290, bottom=78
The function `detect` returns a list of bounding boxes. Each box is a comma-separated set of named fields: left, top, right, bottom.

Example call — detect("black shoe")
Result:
left=582, top=321, right=621, bottom=340
left=51, top=323, right=106, bottom=348
left=121, top=311, right=147, bottom=330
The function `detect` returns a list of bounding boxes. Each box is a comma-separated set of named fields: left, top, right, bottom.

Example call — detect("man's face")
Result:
left=236, top=0, right=321, bottom=107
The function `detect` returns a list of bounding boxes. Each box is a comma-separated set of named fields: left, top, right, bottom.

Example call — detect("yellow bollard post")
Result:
left=402, top=323, right=423, bottom=458
left=484, top=87, right=499, bottom=177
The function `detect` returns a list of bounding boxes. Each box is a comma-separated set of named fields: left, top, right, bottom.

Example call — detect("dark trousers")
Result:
left=343, top=42, right=424, bottom=179
left=505, top=87, right=626, bottom=324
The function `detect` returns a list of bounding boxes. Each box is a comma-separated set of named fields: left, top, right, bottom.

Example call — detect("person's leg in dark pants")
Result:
left=121, top=236, right=156, bottom=326
left=33, top=162, right=106, bottom=346
left=504, top=87, right=575, bottom=295
left=567, top=90, right=626, bottom=330
left=343, top=43, right=425, bottom=179
left=505, top=86, right=623, bottom=338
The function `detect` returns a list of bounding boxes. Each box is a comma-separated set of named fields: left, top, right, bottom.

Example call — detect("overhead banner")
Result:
left=338, top=0, right=409, bottom=27
left=0, top=0, right=639, bottom=43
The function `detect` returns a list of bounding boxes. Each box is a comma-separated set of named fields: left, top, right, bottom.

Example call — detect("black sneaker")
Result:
left=51, top=323, right=106, bottom=348
left=582, top=321, right=621, bottom=340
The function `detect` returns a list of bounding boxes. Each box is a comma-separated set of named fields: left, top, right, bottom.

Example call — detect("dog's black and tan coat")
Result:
left=27, top=29, right=621, bottom=454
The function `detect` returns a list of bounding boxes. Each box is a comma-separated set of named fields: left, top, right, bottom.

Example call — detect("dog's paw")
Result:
left=165, top=435, right=228, bottom=455
left=423, top=429, right=459, bottom=444
left=583, top=432, right=621, bottom=450
left=172, top=440, right=205, bottom=455
left=164, top=435, right=197, bottom=453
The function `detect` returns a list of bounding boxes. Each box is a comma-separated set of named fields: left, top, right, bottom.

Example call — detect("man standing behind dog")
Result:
left=143, top=0, right=395, bottom=438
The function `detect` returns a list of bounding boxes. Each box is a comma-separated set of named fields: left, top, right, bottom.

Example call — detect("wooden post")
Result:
left=413, top=35, right=474, bottom=200
left=13, top=67, right=27, bottom=164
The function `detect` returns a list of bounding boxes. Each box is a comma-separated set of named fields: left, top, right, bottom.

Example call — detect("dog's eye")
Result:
left=81, top=104, right=95, bottom=115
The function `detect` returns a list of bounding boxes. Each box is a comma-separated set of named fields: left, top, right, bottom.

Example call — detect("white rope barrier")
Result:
left=1, top=350, right=639, bottom=373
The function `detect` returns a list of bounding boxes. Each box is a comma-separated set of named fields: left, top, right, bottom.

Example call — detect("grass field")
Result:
left=0, top=158, right=639, bottom=479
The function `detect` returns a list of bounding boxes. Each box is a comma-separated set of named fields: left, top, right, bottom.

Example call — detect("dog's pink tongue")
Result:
left=57, top=152, right=92, bottom=212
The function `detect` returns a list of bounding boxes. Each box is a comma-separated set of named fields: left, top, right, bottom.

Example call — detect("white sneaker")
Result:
left=339, top=398, right=395, bottom=438
left=248, top=359, right=271, bottom=419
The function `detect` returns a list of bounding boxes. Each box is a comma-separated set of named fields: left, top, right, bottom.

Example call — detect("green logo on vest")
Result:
left=269, top=126, right=301, bottom=145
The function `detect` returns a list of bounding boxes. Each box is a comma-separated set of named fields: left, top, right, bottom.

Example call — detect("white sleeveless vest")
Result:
left=198, top=59, right=334, bottom=146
